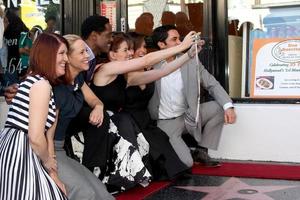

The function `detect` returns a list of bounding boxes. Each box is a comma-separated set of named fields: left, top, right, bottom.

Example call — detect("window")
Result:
left=228, top=0, right=300, bottom=100
left=0, top=0, right=61, bottom=95
left=127, top=0, right=203, bottom=30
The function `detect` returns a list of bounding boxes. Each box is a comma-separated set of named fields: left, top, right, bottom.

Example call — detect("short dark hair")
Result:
left=29, top=33, right=69, bottom=85
left=81, top=15, right=109, bottom=40
left=151, top=25, right=177, bottom=49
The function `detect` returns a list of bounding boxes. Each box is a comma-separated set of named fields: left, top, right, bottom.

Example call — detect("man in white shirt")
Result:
left=148, top=25, right=236, bottom=168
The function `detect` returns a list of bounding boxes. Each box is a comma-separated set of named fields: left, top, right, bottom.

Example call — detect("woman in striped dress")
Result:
left=0, top=33, right=69, bottom=200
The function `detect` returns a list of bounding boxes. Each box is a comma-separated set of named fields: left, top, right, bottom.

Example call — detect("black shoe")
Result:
left=191, top=148, right=221, bottom=168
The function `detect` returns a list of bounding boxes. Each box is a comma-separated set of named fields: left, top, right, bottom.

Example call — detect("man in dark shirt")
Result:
left=81, top=15, right=112, bottom=83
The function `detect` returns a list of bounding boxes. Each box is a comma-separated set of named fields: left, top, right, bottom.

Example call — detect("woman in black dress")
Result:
left=56, top=35, right=152, bottom=195
left=87, top=32, right=200, bottom=188
left=125, top=32, right=192, bottom=180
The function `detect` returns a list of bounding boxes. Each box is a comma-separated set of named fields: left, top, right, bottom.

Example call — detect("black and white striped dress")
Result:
left=0, top=75, right=67, bottom=200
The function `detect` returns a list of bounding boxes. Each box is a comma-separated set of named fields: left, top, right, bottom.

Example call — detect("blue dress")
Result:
left=53, top=73, right=114, bottom=200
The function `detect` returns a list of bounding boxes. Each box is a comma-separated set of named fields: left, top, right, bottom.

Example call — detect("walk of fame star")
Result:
left=176, top=177, right=300, bottom=200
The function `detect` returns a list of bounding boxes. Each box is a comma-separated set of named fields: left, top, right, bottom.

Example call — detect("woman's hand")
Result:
left=187, top=39, right=205, bottom=58
left=42, top=156, right=57, bottom=173
left=89, top=104, right=104, bottom=127
left=49, top=172, right=67, bottom=196
left=81, top=82, right=104, bottom=127
left=180, top=31, right=196, bottom=50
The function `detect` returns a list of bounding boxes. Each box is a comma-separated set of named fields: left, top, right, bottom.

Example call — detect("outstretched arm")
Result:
left=101, top=31, right=196, bottom=76
left=127, top=53, right=189, bottom=86
left=127, top=41, right=204, bottom=86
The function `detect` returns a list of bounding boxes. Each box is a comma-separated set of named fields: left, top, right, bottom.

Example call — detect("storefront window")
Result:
left=228, top=0, right=300, bottom=100
left=127, top=0, right=203, bottom=30
left=0, top=0, right=61, bottom=95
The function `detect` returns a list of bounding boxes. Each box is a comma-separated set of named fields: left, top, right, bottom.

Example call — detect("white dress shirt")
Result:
left=159, top=65, right=187, bottom=119
left=158, top=61, right=234, bottom=120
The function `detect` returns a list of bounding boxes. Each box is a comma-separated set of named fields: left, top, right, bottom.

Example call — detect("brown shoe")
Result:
left=191, top=148, right=221, bottom=167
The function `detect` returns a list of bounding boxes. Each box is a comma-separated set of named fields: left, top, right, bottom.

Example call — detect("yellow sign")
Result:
left=20, top=0, right=46, bottom=29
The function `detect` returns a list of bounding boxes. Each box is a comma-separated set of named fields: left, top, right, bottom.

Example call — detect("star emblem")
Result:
left=176, top=177, right=300, bottom=200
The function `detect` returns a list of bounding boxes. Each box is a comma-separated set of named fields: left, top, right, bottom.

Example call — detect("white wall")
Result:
left=210, top=103, right=300, bottom=163
left=1, top=100, right=300, bottom=163
left=0, top=97, right=8, bottom=129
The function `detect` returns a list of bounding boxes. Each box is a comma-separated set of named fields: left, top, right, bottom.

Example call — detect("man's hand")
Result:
left=187, top=39, right=205, bottom=58
left=4, top=83, right=18, bottom=104
left=224, top=107, right=236, bottom=124
left=181, top=31, right=196, bottom=50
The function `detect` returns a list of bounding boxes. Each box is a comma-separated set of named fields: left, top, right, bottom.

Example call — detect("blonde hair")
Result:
left=63, top=34, right=82, bottom=54
left=62, top=34, right=83, bottom=84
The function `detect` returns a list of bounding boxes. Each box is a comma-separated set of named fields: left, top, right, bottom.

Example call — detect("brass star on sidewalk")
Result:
left=176, top=177, right=300, bottom=200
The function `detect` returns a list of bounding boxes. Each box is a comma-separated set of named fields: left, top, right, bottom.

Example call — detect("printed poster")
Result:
left=250, top=38, right=300, bottom=98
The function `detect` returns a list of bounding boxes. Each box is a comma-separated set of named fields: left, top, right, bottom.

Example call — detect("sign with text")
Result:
left=100, top=1, right=117, bottom=31
left=250, top=38, right=300, bottom=98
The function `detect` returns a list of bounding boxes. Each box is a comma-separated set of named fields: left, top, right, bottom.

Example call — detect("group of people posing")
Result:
left=0, top=14, right=236, bottom=200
